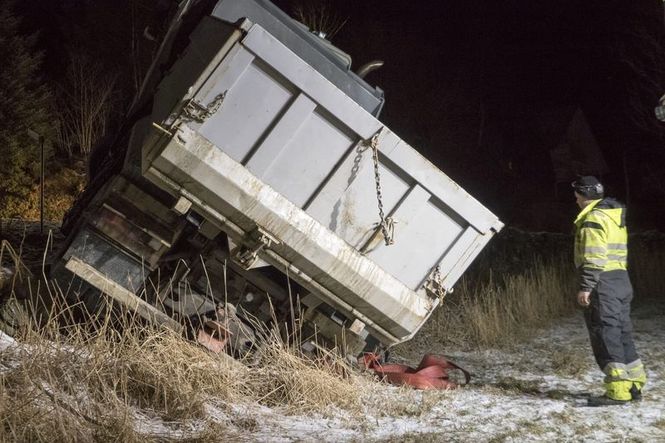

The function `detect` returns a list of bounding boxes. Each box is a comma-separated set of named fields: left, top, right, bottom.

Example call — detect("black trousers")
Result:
left=584, top=270, right=639, bottom=371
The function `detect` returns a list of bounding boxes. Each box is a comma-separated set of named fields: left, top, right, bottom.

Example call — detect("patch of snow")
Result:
left=3, top=302, right=663, bottom=441
left=194, top=301, right=665, bottom=442
left=0, top=329, right=16, bottom=352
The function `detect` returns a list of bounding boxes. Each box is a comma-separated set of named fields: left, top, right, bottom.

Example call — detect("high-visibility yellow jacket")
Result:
left=574, top=198, right=628, bottom=291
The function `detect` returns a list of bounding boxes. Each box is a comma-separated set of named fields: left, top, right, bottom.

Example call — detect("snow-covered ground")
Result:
left=204, top=300, right=665, bottom=442
left=1, top=301, right=663, bottom=442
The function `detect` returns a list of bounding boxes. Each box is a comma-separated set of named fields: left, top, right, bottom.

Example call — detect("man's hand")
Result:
left=577, top=290, right=591, bottom=307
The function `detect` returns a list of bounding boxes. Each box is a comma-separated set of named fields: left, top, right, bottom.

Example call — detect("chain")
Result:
left=182, top=91, right=227, bottom=123
left=366, top=129, right=395, bottom=246
left=426, top=265, right=447, bottom=301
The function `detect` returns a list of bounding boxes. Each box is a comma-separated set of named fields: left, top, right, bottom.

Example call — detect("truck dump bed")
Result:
left=55, top=0, right=503, bottom=355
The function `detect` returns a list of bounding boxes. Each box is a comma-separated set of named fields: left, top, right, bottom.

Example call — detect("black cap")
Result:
left=572, top=176, right=604, bottom=199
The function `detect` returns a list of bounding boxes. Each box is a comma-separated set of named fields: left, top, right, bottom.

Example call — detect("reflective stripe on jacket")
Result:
left=574, top=198, right=628, bottom=291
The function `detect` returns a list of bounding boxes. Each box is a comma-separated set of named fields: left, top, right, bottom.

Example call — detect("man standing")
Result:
left=572, top=176, right=647, bottom=406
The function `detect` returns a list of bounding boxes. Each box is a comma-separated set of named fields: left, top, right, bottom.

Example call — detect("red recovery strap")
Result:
left=361, top=353, right=472, bottom=390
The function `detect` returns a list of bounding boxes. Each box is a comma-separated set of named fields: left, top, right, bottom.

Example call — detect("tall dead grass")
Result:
left=412, top=234, right=665, bottom=352
left=413, top=257, right=577, bottom=350
left=247, top=325, right=363, bottom=414
left=0, top=293, right=248, bottom=442
left=629, top=234, right=665, bottom=301
left=0, top=266, right=369, bottom=441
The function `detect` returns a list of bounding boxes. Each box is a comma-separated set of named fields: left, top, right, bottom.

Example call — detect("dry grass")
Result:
left=1, top=165, right=85, bottom=222
left=0, top=263, right=370, bottom=441
left=460, top=260, right=576, bottom=347
left=1, top=228, right=663, bottom=440
left=629, top=234, right=665, bottom=301
left=397, top=233, right=665, bottom=362
left=364, top=388, right=452, bottom=418
left=0, top=296, right=370, bottom=441
left=550, top=349, right=590, bottom=377
left=378, top=431, right=445, bottom=442
left=493, top=376, right=542, bottom=395
left=415, top=258, right=577, bottom=349
left=0, top=293, right=250, bottom=442
left=246, top=333, right=364, bottom=414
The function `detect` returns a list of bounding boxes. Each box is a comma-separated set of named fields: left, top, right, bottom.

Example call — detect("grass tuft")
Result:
left=246, top=324, right=364, bottom=414
left=0, top=255, right=369, bottom=440
left=411, top=258, right=577, bottom=350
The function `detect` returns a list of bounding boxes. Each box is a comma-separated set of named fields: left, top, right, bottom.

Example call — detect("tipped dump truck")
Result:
left=50, top=0, right=503, bottom=356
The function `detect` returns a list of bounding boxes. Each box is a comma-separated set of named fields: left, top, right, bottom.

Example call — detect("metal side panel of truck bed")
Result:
left=138, top=15, right=503, bottom=345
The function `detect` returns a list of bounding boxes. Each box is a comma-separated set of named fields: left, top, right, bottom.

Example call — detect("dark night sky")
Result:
left=14, top=0, right=665, bottom=231
left=272, top=0, right=665, bottom=230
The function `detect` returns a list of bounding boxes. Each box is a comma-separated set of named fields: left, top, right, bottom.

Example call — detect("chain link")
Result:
left=182, top=91, right=227, bottom=123
left=426, top=265, right=447, bottom=301
left=366, top=129, right=395, bottom=246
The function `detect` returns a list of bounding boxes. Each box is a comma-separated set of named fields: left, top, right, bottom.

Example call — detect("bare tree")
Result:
left=56, top=55, right=117, bottom=157
left=609, top=17, right=665, bottom=204
left=612, top=22, right=665, bottom=138
left=292, top=0, right=347, bottom=40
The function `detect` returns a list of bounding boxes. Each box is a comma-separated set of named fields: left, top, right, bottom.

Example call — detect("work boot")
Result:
left=587, top=395, right=630, bottom=407
left=630, top=384, right=642, bottom=401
